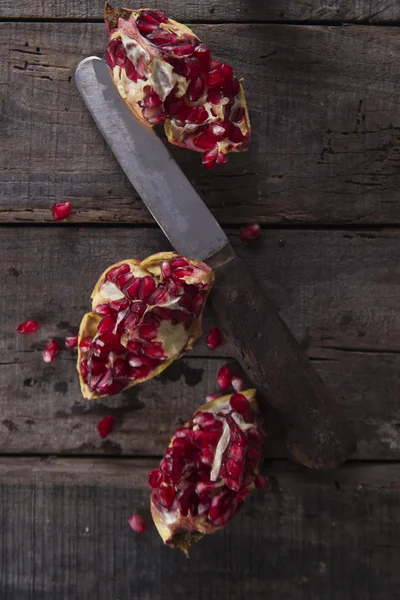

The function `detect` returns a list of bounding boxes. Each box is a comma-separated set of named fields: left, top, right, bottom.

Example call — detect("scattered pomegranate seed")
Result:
left=231, top=375, right=244, bottom=392
left=16, top=320, right=40, bottom=334
left=97, top=415, right=114, bottom=439
left=42, top=338, right=60, bottom=363
left=278, top=238, right=285, bottom=247
left=206, top=393, right=222, bottom=403
left=255, top=474, right=270, bottom=489
left=64, top=335, right=78, bottom=349
left=51, top=201, right=72, bottom=222
left=217, top=365, right=232, bottom=390
left=128, top=513, right=147, bottom=534
left=205, top=327, right=222, bottom=350
left=240, top=223, right=261, bottom=241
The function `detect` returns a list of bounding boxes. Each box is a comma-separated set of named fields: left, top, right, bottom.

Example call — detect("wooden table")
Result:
left=1, top=1, right=399, bottom=598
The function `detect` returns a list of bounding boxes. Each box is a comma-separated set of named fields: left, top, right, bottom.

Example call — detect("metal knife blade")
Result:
left=75, top=56, right=233, bottom=267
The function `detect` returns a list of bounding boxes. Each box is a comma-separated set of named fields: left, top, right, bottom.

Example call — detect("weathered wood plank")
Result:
left=0, top=457, right=399, bottom=600
left=1, top=23, right=400, bottom=224
left=1, top=227, right=399, bottom=458
left=0, top=0, right=399, bottom=23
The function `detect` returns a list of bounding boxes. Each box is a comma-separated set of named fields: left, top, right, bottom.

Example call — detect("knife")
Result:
left=75, top=56, right=355, bottom=469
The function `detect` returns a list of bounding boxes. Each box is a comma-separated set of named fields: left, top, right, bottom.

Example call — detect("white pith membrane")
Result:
left=104, top=5, right=251, bottom=168
left=77, top=253, right=214, bottom=399
left=149, top=389, right=267, bottom=555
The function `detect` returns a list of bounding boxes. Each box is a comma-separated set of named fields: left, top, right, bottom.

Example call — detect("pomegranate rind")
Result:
left=150, top=389, right=266, bottom=555
left=77, top=252, right=214, bottom=400
left=104, top=4, right=251, bottom=165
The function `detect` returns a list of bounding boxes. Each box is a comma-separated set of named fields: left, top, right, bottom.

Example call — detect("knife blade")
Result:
left=75, top=57, right=356, bottom=469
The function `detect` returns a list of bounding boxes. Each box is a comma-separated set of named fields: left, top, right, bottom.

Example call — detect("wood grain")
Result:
left=0, top=0, right=399, bottom=22
left=0, top=456, right=399, bottom=600
left=1, top=226, right=399, bottom=458
left=1, top=23, right=400, bottom=224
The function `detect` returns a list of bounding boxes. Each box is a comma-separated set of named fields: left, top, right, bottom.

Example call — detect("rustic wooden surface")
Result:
left=1, top=22, right=400, bottom=224
left=0, top=0, right=399, bottom=598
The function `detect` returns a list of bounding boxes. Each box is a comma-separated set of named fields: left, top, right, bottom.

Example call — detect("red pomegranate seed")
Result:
left=138, top=323, right=158, bottom=340
left=202, top=148, right=227, bottom=169
left=205, top=327, right=222, bottom=350
left=194, top=43, right=210, bottom=66
left=148, top=30, right=177, bottom=46
left=139, top=276, right=156, bottom=301
left=79, top=337, right=92, bottom=353
left=231, top=375, right=244, bottom=392
left=208, top=491, right=236, bottom=526
left=194, top=411, right=221, bottom=430
left=148, top=286, right=169, bottom=305
left=16, top=320, right=40, bottom=334
left=230, top=393, right=253, bottom=422
left=141, top=342, right=165, bottom=359
left=96, top=369, right=115, bottom=394
left=207, top=69, right=224, bottom=87
left=113, top=358, right=128, bottom=379
left=148, top=468, right=163, bottom=488
left=225, top=458, right=242, bottom=479
left=64, top=335, right=78, bottom=349
left=186, top=106, right=208, bottom=124
left=278, top=238, right=285, bottom=247
left=137, top=20, right=158, bottom=35
left=194, top=130, right=218, bottom=150
left=171, top=257, right=189, bottom=268
left=187, top=77, right=206, bottom=102
left=254, top=474, right=269, bottom=489
left=220, top=63, right=233, bottom=79
left=128, top=513, right=146, bottom=534
left=98, top=315, right=117, bottom=334
left=240, top=223, right=261, bottom=241
left=128, top=365, right=151, bottom=380
left=117, top=272, right=134, bottom=289
left=106, top=263, right=130, bottom=283
left=42, top=338, right=60, bottom=363
left=217, top=365, right=232, bottom=390
left=80, top=359, right=89, bottom=379
left=94, top=303, right=113, bottom=315
left=124, top=58, right=138, bottom=82
left=162, top=42, right=195, bottom=57
left=156, top=485, right=176, bottom=509
left=229, top=443, right=245, bottom=462
left=52, top=201, right=72, bottom=222
left=105, top=38, right=121, bottom=68
left=192, top=430, right=221, bottom=448
left=97, top=415, right=114, bottom=439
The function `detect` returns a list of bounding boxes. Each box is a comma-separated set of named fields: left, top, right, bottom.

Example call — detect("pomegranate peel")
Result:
left=150, top=389, right=267, bottom=555
left=104, top=5, right=251, bottom=167
left=78, top=253, right=214, bottom=400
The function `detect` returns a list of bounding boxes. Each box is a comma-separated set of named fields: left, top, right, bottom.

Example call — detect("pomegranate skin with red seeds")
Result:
left=104, top=4, right=250, bottom=167
left=149, top=389, right=267, bottom=555
left=77, top=252, right=214, bottom=400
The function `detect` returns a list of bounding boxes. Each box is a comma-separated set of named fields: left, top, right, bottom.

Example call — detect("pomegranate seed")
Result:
left=208, top=491, right=236, bottom=526
left=95, top=303, right=113, bottom=315
left=207, top=88, right=223, bottom=104
left=186, top=106, right=208, bottom=124
left=202, top=148, right=227, bottom=169
left=162, top=43, right=195, bottom=57
left=42, top=338, right=60, bottom=363
left=142, top=342, right=165, bottom=359
left=206, top=393, right=222, bottom=403
left=96, top=369, right=115, bottom=394
left=231, top=106, right=245, bottom=123
left=142, top=107, right=165, bottom=124
left=192, top=430, right=221, bottom=448
left=139, top=9, right=167, bottom=25
left=207, top=69, right=224, bottom=87
left=98, top=315, right=117, bottom=334
left=205, top=327, right=222, bottom=350
left=255, top=474, right=269, bottom=489
left=229, top=443, right=245, bottom=462
left=16, top=320, right=40, bottom=334
left=139, top=276, right=156, bottom=301
left=220, top=63, right=233, bottom=79
left=240, top=223, right=261, bottom=241
left=171, top=257, right=189, bottom=268
left=106, top=263, right=130, bottom=283
left=80, top=359, right=89, bottom=379
left=138, top=323, right=158, bottom=340
left=148, top=468, right=163, bottom=488
left=231, top=375, right=244, bottom=392
left=97, top=415, right=114, bottom=439
left=125, top=278, right=141, bottom=299
left=225, top=458, right=242, bottom=479
left=148, top=286, right=169, bottom=305
left=51, top=201, right=72, bottom=222
left=113, top=358, right=128, bottom=379
left=187, top=77, right=206, bottom=102
left=64, top=335, right=78, bottom=349
left=117, top=272, right=134, bottom=290
left=105, top=38, right=121, bottom=68
left=128, top=513, right=146, bottom=534
left=278, top=238, right=285, bottom=247
left=194, top=43, right=211, bottom=67
left=200, top=446, right=214, bottom=466
left=156, top=485, right=176, bottom=509
left=230, top=393, right=253, bottom=423
left=194, top=411, right=221, bottom=430
left=79, top=337, right=92, bottom=353
left=144, top=92, right=162, bottom=108
left=147, top=30, right=177, bottom=46
left=137, top=20, right=158, bottom=35
left=217, top=365, right=232, bottom=390
left=194, top=130, right=218, bottom=150
left=231, top=78, right=240, bottom=96
left=109, top=299, right=129, bottom=312
left=124, top=58, right=138, bottom=82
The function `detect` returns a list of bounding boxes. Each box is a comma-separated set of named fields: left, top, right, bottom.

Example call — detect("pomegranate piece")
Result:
left=240, top=223, right=261, bottom=241
left=104, top=4, right=250, bottom=167
left=217, top=365, right=232, bottom=390
left=16, top=320, right=40, bottom=334
left=128, top=513, right=147, bottom=534
left=42, top=338, right=60, bottom=363
left=205, top=327, right=222, bottom=350
left=150, top=389, right=267, bottom=555
left=97, top=415, right=114, bottom=438
left=77, top=252, right=214, bottom=399
left=65, top=335, right=78, bottom=349
left=51, top=201, right=72, bottom=222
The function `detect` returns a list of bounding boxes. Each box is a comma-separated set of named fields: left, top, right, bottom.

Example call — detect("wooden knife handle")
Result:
left=211, top=255, right=356, bottom=469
